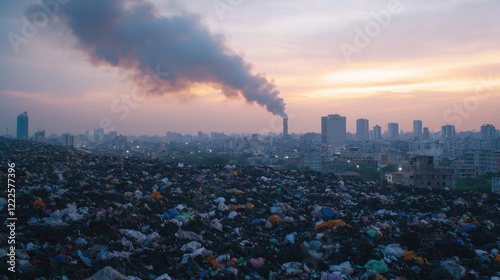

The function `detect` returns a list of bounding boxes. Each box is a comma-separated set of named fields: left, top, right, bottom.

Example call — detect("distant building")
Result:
left=34, top=130, right=45, bottom=143
left=481, top=124, right=496, bottom=143
left=450, top=160, right=478, bottom=179
left=391, top=155, right=455, bottom=189
left=356, top=118, right=369, bottom=141
left=62, top=134, right=81, bottom=148
left=321, top=114, right=346, bottom=145
left=464, top=149, right=500, bottom=175
left=441, top=125, right=456, bottom=139
left=388, top=123, right=399, bottom=140
left=112, top=135, right=127, bottom=150
left=62, top=133, right=73, bottom=147
left=492, top=177, right=500, bottom=194
left=94, top=128, right=104, bottom=142
left=422, top=127, right=430, bottom=140
left=17, top=112, right=29, bottom=139
left=413, top=120, right=423, bottom=139
left=373, top=125, right=382, bottom=141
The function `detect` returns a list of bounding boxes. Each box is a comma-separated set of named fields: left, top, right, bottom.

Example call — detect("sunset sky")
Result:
left=1, top=0, right=499, bottom=136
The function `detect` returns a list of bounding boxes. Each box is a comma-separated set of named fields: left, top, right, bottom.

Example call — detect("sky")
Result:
left=1, top=0, right=499, bottom=136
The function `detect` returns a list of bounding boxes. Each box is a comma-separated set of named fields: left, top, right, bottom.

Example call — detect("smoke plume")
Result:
left=26, top=0, right=287, bottom=117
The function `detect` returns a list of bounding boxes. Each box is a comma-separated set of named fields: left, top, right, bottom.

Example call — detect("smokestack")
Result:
left=25, top=0, right=287, bottom=117
left=283, top=118, right=288, bottom=137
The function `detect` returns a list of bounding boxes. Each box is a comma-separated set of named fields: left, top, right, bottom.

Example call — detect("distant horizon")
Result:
left=1, top=1, right=499, bottom=136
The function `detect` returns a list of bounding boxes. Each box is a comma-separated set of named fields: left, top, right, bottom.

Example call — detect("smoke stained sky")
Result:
left=0, top=0, right=499, bottom=135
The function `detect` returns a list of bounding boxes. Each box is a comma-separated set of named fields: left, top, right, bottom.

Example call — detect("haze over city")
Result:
left=1, top=0, right=499, bottom=136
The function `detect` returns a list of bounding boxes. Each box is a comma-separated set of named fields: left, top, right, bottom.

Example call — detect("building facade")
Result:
left=321, top=114, right=346, bottom=145
left=17, top=112, right=29, bottom=139
left=388, top=123, right=399, bottom=140
left=413, top=120, right=423, bottom=139
left=392, top=155, right=455, bottom=189
left=356, top=118, right=369, bottom=141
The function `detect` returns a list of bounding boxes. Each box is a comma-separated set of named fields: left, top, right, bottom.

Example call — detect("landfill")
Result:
left=1, top=138, right=500, bottom=279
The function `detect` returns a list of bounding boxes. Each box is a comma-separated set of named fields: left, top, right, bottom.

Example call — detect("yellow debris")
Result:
left=228, top=205, right=243, bottom=211
left=268, top=215, right=281, bottom=225
left=150, top=191, right=163, bottom=199
left=314, top=219, right=347, bottom=230
left=232, top=188, right=244, bottom=194
left=33, top=199, right=45, bottom=208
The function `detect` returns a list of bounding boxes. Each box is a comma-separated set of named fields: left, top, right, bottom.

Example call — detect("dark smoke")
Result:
left=26, top=0, right=287, bottom=117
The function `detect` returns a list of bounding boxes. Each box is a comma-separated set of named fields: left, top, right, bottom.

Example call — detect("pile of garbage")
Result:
left=1, top=138, right=500, bottom=279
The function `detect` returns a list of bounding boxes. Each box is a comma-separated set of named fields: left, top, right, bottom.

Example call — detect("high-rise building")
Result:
left=356, top=118, right=369, bottom=141
left=321, top=114, right=346, bottom=145
left=423, top=127, right=430, bottom=140
left=16, top=112, right=29, bottom=139
left=413, top=120, right=423, bottom=139
left=388, top=122, right=399, bottom=140
left=283, top=118, right=289, bottom=136
left=373, top=125, right=382, bottom=141
left=481, top=124, right=496, bottom=142
left=441, top=125, right=456, bottom=139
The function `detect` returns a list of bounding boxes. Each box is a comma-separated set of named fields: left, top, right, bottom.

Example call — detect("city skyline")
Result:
left=1, top=0, right=500, bottom=135
left=3, top=110, right=499, bottom=138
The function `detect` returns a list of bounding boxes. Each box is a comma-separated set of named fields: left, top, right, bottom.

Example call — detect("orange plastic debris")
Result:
left=33, top=199, right=45, bottom=208
left=232, top=188, right=244, bottom=194
left=268, top=215, right=281, bottom=225
left=496, top=254, right=500, bottom=263
left=150, top=191, right=163, bottom=199
left=206, top=256, right=223, bottom=269
left=228, top=204, right=243, bottom=211
left=245, top=203, right=254, bottom=209
left=105, top=184, right=114, bottom=190
left=404, top=251, right=427, bottom=265
left=314, top=219, right=347, bottom=230
left=230, top=171, right=238, bottom=177
left=404, top=251, right=414, bottom=262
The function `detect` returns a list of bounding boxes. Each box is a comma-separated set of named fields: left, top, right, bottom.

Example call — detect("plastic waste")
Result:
left=315, top=219, right=347, bottom=230
left=150, top=191, right=163, bottom=199
left=364, top=260, right=388, bottom=274
left=250, top=257, right=265, bottom=268
left=329, top=261, right=353, bottom=275
left=385, top=244, right=405, bottom=258
left=77, top=250, right=92, bottom=267
left=268, top=215, right=281, bottom=225
left=441, top=260, right=466, bottom=279
left=456, top=224, right=477, bottom=233
left=33, top=199, right=45, bottom=208
left=90, top=266, right=141, bottom=280
left=154, top=273, right=172, bottom=280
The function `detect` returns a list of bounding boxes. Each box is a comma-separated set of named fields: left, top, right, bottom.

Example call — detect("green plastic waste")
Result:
left=237, top=257, right=247, bottom=267
left=366, top=229, right=378, bottom=238
left=364, top=260, right=388, bottom=274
